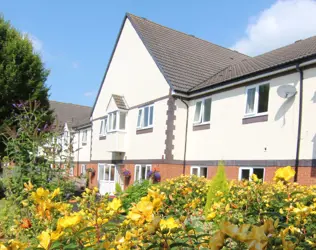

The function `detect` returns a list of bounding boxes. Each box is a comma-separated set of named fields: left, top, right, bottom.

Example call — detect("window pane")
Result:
left=141, top=165, right=146, bottom=180
left=144, top=107, right=149, bottom=127
left=81, top=165, right=86, bottom=175
left=99, top=165, right=105, bottom=180
left=203, top=99, right=211, bottom=122
left=253, top=168, right=264, bottom=180
left=104, top=117, right=108, bottom=133
left=104, top=166, right=110, bottom=181
left=149, top=106, right=154, bottom=126
left=112, top=112, right=117, bottom=130
left=119, top=112, right=126, bottom=130
left=192, top=168, right=198, bottom=176
left=110, top=165, right=115, bottom=181
left=246, top=88, right=255, bottom=114
left=137, top=110, right=142, bottom=128
left=194, top=101, right=202, bottom=122
left=241, top=169, right=250, bottom=180
left=108, top=115, right=112, bottom=131
left=258, top=84, right=270, bottom=113
left=99, top=121, right=104, bottom=134
left=135, top=166, right=140, bottom=181
left=200, top=167, right=208, bottom=178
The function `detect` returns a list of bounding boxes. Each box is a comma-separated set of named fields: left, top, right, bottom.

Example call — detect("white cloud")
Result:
left=84, top=91, right=96, bottom=97
left=232, top=0, right=316, bottom=56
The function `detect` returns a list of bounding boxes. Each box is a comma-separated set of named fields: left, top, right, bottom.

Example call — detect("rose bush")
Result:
left=0, top=167, right=315, bottom=249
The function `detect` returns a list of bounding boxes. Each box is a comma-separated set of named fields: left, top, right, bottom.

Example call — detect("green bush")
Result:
left=205, top=161, right=229, bottom=214
left=121, top=180, right=152, bottom=210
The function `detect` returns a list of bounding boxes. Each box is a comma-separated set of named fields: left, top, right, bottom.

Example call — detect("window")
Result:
left=69, top=166, right=74, bottom=176
left=82, top=130, right=88, bottom=145
left=104, top=111, right=127, bottom=133
left=134, top=164, right=152, bottom=181
left=99, top=117, right=107, bottom=137
left=137, top=105, right=154, bottom=129
left=190, top=166, right=208, bottom=178
left=239, top=167, right=265, bottom=181
left=194, top=98, right=212, bottom=124
left=99, top=164, right=116, bottom=181
left=81, top=164, right=86, bottom=176
left=245, top=83, right=270, bottom=116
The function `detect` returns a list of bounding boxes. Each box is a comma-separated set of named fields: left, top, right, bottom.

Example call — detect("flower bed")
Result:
left=0, top=167, right=315, bottom=249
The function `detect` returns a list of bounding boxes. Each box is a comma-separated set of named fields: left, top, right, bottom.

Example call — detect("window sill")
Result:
left=81, top=142, right=87, bottom=146
left=193, top=123, right=210, bottom=131
left=136, top=127, right=153, bottom=134
left=99, top=135, right=106, bottom=140
left=242, top=114, right=268, bottom=124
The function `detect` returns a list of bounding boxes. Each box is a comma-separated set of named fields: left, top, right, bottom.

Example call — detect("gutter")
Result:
left=177, top=98, right=189, bottom=175
left=172, top=58, right=316, bottom=99
left=294, top=64, right=304, bottom=182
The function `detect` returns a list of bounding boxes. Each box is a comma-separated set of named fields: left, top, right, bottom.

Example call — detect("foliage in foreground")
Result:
left=0, top=15, right=51, bottom=156
left=0, top=167, right=316, bottom=249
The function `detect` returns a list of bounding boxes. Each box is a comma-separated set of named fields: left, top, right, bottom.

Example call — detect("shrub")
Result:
left=121, top=180, right=152, bottom=210
left=205, top=161, right=229, bottom=215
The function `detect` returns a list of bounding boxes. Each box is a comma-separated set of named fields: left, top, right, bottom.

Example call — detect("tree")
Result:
left=0, top=15, right=51, bottom=156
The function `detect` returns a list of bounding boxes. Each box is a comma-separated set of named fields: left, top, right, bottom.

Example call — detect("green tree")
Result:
left=0, top=15, right=51, bottom=157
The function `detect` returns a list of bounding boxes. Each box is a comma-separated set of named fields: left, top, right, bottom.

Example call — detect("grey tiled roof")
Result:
left=127, top=14, right=250, bottom=92
left=192, top=36, right=316, bottom=91
left=49, top=101, right=92, bottom=129
left=112, top=94, right=128, bottom=110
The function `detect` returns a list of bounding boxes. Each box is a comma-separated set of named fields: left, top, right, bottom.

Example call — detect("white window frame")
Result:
left=81, top=130, right=88, bottom=145
left=69, top=166, right=74, bottom=176
left=190, top=166, right=208, bottom=177
left=98, top=164, right=116, bottom=181
left=99, top=117, right=107, bottom=137
left=134, top=164, right=152, bottom=181
left=238, top=167, right=265, bottom=181
left=107, top=110, right=127, bottom=133
left=137, top=104, right=154, bottom=129
left=81, top=164, right=86, bottom=176
left=193, top=98, right=212, bottom=125
left=244, top=83, right=270, bottom=117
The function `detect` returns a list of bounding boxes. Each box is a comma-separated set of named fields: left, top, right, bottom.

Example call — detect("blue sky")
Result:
left=2, top=0, right=316, bottom=107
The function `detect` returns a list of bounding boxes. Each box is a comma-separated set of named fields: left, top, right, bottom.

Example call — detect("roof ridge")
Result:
left=49, top=100, right=92, bottom=109
left=127, top=13, right=251, bottom=58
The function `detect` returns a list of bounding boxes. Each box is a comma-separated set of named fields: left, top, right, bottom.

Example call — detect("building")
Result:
left=49, top=100, right=92, bottom=178
left=72, top=13, right=316, bottom=194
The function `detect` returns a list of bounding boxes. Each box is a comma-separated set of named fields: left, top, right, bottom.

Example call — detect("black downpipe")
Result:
left=179, top=98, right=189, bottom=175
left=294, top=64, right=304, bottom=182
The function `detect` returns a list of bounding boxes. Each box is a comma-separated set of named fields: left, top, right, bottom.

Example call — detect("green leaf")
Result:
left=63, top=243, right=78, bottom=249
left=170, top=242, right=192, bottom=249
left=75, top=226, right=95, bottom=236
left=50, top=241, right=62, bottom=250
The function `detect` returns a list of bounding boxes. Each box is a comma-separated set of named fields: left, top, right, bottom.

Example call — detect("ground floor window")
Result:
left=98, top=164, right=115, bottom=181
left=239, top=167, right=265, bottom=181
left=81, top=164, right=86, bottom=176
left=190, top=166, right=208, bottom=178
left=134, top=164, right=152, bottom=181
left=69, top=166, right=74, bottom=176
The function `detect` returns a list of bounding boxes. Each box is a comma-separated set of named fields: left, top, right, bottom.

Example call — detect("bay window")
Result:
left=99, top=111, right=126, bottom=137
left=194, top=98, right=211, bottom=124
left=245, top=83, right=270, bottom=116
left=137, top=104, right=154, bottom=129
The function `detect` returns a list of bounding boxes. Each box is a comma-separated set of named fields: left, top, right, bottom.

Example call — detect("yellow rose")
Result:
left=160, top=217, right=179, bottom=230
left=273, top=166, right=295, bottom=182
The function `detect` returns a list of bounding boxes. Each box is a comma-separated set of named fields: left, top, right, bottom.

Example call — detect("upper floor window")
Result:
left=137, top=104, right=154, bottom=129
left=99, top=111, right=126, bottom=137
left=194, top=98, right=211, bottom=124
left=245, top=83, right=270, bottom=116
left=82, top=130, right=88, bottom=145
left=99, top=117, right=107, bottom=137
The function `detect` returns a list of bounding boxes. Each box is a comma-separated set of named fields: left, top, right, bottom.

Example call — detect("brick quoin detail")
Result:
left=164, top=91, right=177, bottom=161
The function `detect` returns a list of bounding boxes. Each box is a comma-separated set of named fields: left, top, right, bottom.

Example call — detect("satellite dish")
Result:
left=277, top=85, right=297, bottom=98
